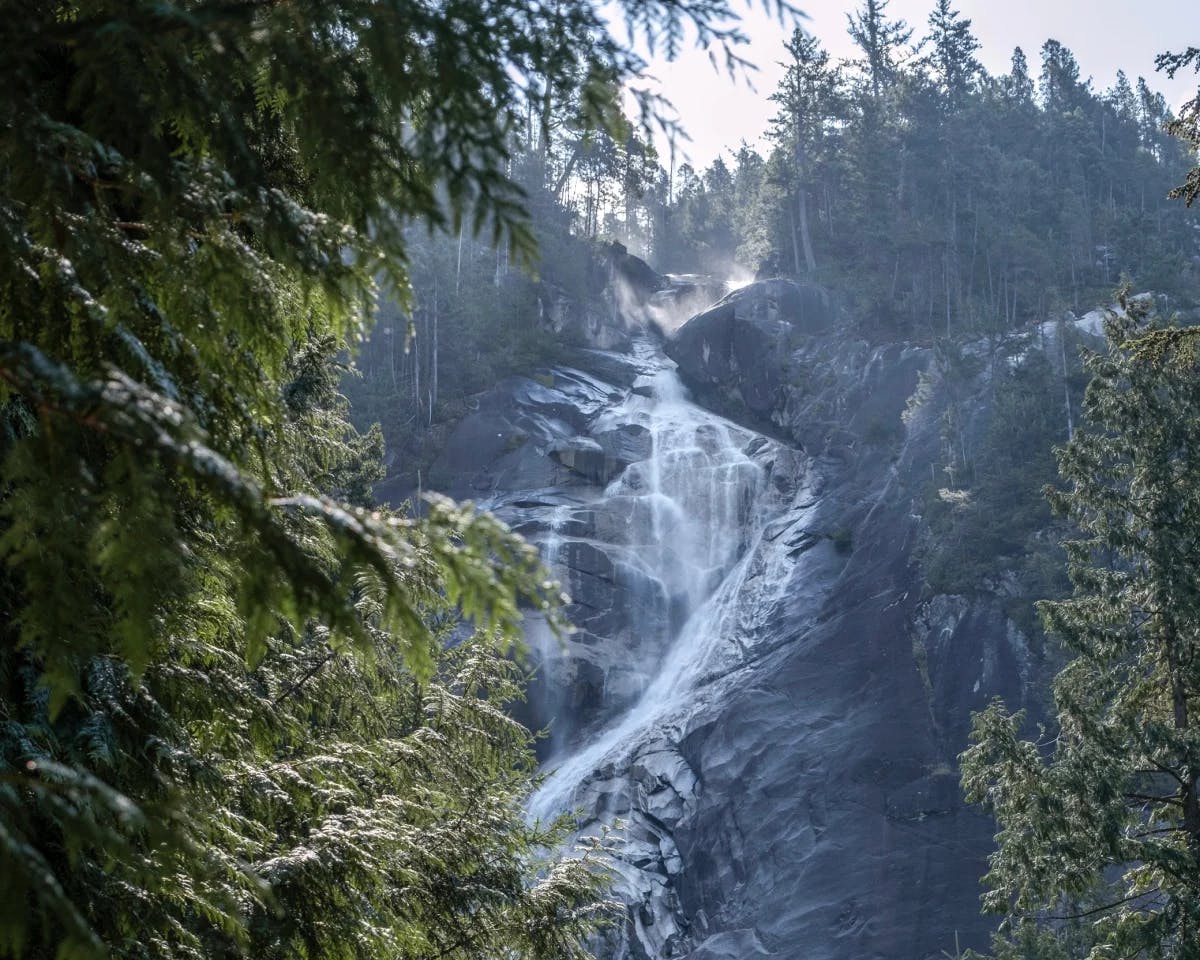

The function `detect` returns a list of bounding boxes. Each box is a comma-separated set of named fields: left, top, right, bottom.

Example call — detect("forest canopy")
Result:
left=349, top=0, right=1200, bottom=501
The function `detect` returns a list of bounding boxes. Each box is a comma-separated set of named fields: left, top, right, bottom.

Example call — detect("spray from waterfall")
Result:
left=528, top=353, right=778, bottom=822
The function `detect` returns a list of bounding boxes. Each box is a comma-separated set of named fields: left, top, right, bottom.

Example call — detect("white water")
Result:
left=598, top=365, right=762, bottom=610
left=528, top=347, right=782, bottom=822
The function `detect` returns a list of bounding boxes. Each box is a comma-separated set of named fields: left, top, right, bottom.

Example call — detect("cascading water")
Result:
left=599, top=364, right=762, bottom=608
left=499, top=333, right=819, bottom=959
left=527, top=343, right=787, bottom=822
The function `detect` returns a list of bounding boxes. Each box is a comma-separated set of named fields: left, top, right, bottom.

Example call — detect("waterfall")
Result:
left=598, top=367, right=761, bottom=609
left=527, top=344, right=784, bottom=823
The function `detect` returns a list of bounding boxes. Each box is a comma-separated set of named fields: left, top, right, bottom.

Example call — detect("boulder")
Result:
left=549, top=436, right=612, bottom=483
left=548, top=422, right=652, bottom=485
left=573, top=348, right=656, bottom=388
left=609, top=241, right=666, bottom=300
left=665, top=279, right=816, bottom=417
left=665, top=278, right=839, bottom=419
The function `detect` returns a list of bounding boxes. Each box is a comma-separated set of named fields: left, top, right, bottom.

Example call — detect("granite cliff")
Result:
left=382, top=262, right=1057, bottom=959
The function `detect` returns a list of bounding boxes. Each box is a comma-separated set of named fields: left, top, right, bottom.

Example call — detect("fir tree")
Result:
left=0, top=1, right=774, bottom=955
left=846, top=0, right=913, bottom=101
left=1038, top=39, right=1087, bottom=112
left=770, top=29, right=841, bottom=276
left=1003, top=47, right=1036, bottom=104
left=1157, top=46, right=1200, bottom=205
left=962, top=291, right=1200, bottom=959
left=922, top=0, right=981, bottom=107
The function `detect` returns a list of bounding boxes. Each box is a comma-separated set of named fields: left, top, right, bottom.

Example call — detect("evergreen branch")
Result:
left=270, top=648, right=338, bottom=707
left=1027, top=888, right=1162, bottom=922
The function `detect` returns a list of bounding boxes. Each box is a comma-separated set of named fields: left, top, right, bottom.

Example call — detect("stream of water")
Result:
left=527, top=344, right=785, bottom=821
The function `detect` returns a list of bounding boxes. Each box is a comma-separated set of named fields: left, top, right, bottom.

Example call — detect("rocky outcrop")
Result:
left=664, top=279, right=837, bottom=418
left=537, top=246, right=732, bottom=352
left=610, top=242, right=667, bottom=302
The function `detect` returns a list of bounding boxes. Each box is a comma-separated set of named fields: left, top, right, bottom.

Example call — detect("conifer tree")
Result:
left=962, top=292, right=1200, bottom=959
left=0, top=1, right=775, bottom=956
left=1038, top=39, right=1086, bottom=112
left=1003, top=47, right=1036, bottom=104
left=770, top=29, right=841, bottom=275
left=922, top=0, right=981, bottom=107
left=1157, top=46, right=1200, bottom=205
left=846, top=0, right=913, bottom=101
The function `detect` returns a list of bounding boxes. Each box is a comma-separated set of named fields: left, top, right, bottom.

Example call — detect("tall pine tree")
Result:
left=770, top=29, right=841, bottom=276
left=962, top=292, right=1200, bottom=959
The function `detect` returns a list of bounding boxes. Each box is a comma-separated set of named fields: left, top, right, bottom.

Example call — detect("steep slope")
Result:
left=385, top=269, right=1052, bottom=959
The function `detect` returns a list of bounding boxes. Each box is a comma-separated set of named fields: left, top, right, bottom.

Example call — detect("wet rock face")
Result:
left=548, top=423, right=654, bottom=485
left=429, top=341, right=803, bottom=759
left=664, top=279, right=837, bottom=419
left=616, top=331, right=1034, bottom=960
left=387, top=267, right=1049, bottom=960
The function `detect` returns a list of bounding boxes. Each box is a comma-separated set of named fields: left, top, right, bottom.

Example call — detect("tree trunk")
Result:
left=538, top=4, right=560, bottom=171
left=788, top=200, right=803, bottom=277
left=1160, top=615, right=1200, bottom=849
left=455, top=223, right=464, bottom=295
left=432, top=274, right=439, bottom=414
left=792, top=124, right=816, bottom=275
left=412, top=311, right=420, bottom=411
left=944, top=254, right=952, bottom=337
left=389, top=325, right=397, bottom=391
left=553, top=141, right=582, bottom=199
left=798, top=188, right=816, bottom=274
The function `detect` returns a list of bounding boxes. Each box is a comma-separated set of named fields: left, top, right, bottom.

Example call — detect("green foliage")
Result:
left=341, top=217, right=592, bottom=492
left=961, top=291, right=1200, bottom=959
left=0, top=0, right=789, bottom=955
left=1156, top=47, right=1200, bottom=206
left=918, top=337, right=1076, bottom=622
left=0, top=331, right=602, bottom=958
left=846, top=0, right=913, bottom=100
left=767, top=28, right=844, bottom=276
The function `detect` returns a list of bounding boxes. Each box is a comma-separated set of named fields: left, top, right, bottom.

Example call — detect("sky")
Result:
left=635, top=0, right=1200, bottom=170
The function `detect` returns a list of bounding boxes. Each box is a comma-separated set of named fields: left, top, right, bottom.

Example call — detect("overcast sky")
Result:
left=636, top=0, right=1200, bottom=170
